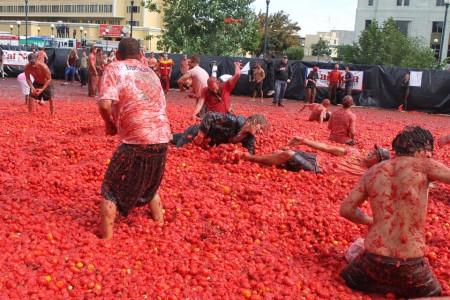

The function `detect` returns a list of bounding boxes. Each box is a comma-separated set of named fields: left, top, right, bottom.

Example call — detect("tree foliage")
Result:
left=284, top=46, right=304, bottom=61
left=311, top=38, right=331, bottom=61
left=142, top=0, right=260, bottom=56
left=255, top=11, right=301, bottom=57
left=337, top=18, right=436, bottom=68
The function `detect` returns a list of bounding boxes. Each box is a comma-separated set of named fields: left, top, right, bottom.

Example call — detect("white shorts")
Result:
left=17, top=73, right=34, bottom=95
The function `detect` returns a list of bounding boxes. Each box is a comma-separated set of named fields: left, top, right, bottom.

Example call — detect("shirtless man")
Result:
left=88, top=46, right=98, bottom=97
left=37, top=47, right=48, bottom=65
left=241, top=136, right=390, bottom=175
left=340, top=126, right=450, bottom=298
left=24, top=53, right=55, bottom=116
left=298, top=99, right=331, bottom=124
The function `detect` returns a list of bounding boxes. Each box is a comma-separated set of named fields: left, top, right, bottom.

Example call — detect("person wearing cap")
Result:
left=340, top=126, right=450, bottom=298
left=305, top=67, right=319, bottom=103
left=24, top=52, right=55, bottom=116
left=273, top=55, right=292, bottom=107
left=328, top=95, right=356, bottom=145
left=328, top=63, right=342, bottom=105
left=147, top=52, right=157, bottom=72
left=298, top=99, right=331, bottom=124
left=210, top=60, right=219, bottom=78
left=240, top=135, right=390, bottom=176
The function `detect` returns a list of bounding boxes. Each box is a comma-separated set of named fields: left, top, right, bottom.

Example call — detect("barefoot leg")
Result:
left=148, top=193, right=164, bottom=225
left=28, top=96, right=35, bottom=114
left=49, top=99, right=55, bottom=116
left=101, top=199, right=117, bottom=239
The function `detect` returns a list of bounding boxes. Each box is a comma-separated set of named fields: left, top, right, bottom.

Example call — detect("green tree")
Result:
left=311, top=38, right=331, bottom=61
left=256, top=11, right=301, bottom=57
left=338, top=18, right=436, bottom=68
left=142, top=0, right=260, bottom=56
left=284, top=46, right=304, bottom=61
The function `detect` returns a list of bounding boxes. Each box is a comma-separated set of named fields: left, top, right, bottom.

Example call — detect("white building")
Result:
left=354, top=0, right=450, bottom=62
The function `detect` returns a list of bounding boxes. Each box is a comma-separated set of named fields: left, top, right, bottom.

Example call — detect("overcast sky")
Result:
left=251, top=0, right=358, bottom=36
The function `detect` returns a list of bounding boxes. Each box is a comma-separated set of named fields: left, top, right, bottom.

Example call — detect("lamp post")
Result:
left=438, top=0, right=450, bottom=64
left=263, top=0, right=270, bottom=58
left=17, top=21, right=21, bottom=40
left=84, top=30, right=87, bottom=39
left=25, top=0, right=29, bottom=46
left=105, top=28, right=109, bottom=51
left=130, top=0, right=135, bottom=38
left=79, top=26, right=83, bottom=40
left=433, top=38, right=439, bottom=60
left=9, top=25, right=13, bottom=46
left=50, top=23, right=54, bottom=37
left=38, top=27, right=40, bottom=36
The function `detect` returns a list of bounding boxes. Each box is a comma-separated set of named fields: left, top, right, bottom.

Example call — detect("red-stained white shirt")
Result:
left=99, top=58, right=171, bottom=145
left=328, top=108, right=356, bottom=144
left=187, top=65, right=209, bottom=98
left=319, top=147, right=367, bottom=176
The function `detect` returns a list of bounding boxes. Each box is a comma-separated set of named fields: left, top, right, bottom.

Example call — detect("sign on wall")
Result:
left=306, top=68, right=364, bottom=91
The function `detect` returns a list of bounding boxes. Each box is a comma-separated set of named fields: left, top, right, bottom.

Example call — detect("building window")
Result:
left=64, top=5, right=71, bottom=13
left=432, top=21, right=444, bottom=33
left=90, top=5, right=98, bottom=13
left=77, top=5, right=85, bottom=13
left=369, top=0, right=374, bottom=5
left=95, top=20, right=106, bottom=24
left=365, top=20, right=372, bottom=28
left=404, top=0, right=409, bottom=5
left=40, top=5, right=48, bottom=13
left=18, top=6, right=25, bottom=13
left=126, top=20, right=139, bottom=26
left=51, top=5, right=59, bottom=13
left=104, top=5, right=113, bottom=13
left=397, top=0, right=409, bottom=5
left=436, top=0, right=445, bottom=6
left=29, top=5, right=36, bottom=13
left=109, top=20, right=120, bottom=25
left=0, top=7, right=3, bottom=13
left=127, top=6, right=140, bottom=13
left=395, top=21, right=410, bottom=34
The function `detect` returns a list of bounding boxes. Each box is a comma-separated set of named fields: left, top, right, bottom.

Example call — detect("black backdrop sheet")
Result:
left=3, top=48, right=450, bottom=114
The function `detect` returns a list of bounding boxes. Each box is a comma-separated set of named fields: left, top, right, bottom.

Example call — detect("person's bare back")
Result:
left=362, top=157, right=447, bottom=258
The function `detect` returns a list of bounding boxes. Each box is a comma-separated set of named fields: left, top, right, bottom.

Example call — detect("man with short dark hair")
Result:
left=24, top=53, right=55, bottom=115
left=340, top=126, right=450, bottom=298
left=328, top=63, right=342, bottom=105
left=98, top=38, right=171, bottom=239
left=343, top=66, right=353, bottom=96
left=88, top=46, right=98, bottom=97
left=273, top=55, right=292, bottom=107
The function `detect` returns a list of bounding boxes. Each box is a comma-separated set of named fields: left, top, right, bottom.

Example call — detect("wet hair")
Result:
left=342, top=95, right=354, bottom=108
left=391, top=126, right=434, bottom=156
left=189, top=55, right=200, bottom=64
left=246, top=114, right=270, bottom=130
left=207, top=77, right=219, bottom=85
left=90, top=46, right=96, bottom=53
left=117, top=38, right=140, bottom=60
left=321, top=99, right=331, bottom=107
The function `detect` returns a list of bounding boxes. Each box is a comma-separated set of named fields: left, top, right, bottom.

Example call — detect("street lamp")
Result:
left=79, top=26, right=83, bottom=39
left=25, top=0, right=29, bottom=46
left=17, top=21, right=21, bottom=39
left=438, top=0, right=450, bottom=64
left=433, top=38, right=439, bottom=60
left=10, top=24, right=13, bottom=35
left=105, top=28, right=109, bottom=51
left=263, top=0, right=270, bottom=58
left=130, top=0, right=135, bottom=38
left=84, top=30, right=87, bottom=38
left=37, top=27, right=40, bottom=36
left=50, top=23, right=55, bottom=37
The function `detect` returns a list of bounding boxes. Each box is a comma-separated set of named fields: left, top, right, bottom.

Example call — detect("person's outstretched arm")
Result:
left=287, top=136, right=346, bottom=156
left=228, top=61, right=242, bottom=88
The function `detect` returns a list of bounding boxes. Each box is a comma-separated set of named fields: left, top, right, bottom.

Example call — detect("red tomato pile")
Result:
left=0, top=80, right=449, bottom=299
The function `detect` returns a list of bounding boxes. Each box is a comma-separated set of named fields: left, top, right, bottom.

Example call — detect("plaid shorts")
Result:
left=101, top=143, right=168, bottom=217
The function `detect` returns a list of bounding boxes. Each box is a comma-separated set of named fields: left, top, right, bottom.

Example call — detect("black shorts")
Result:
left=342, top=251, right=442, bottom=298
left=252, top=81, right=263, bottom=92
left=101, top=143, right=168, bottom=217
left=284, top=150, right=321, bottom=173
left=30, top=82, right=54, bottom=101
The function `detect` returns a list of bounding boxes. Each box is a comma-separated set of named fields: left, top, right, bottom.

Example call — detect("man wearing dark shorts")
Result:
left=340, top=126, right=450, bottom=298
left=98, top=38, right=171, bottom=239
left=241, top=136, right=390, bottom=176
left=24, top=53, right=55, bottom=115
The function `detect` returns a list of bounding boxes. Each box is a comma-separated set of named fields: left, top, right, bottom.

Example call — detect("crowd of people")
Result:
left=16, top=37, right=450, bottom=298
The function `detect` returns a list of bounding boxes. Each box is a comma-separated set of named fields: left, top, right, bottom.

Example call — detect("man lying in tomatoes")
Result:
left=171, top=112, right=269, bottom=155
left=340, top=126, right=450, bottom=298
left=239, top=136, right=390, bottom=176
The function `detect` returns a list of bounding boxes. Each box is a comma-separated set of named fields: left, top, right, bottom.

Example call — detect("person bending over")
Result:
left=298, top=99, right=331, bottom=124
left=340, top=126, right=450, bottom=298
left=172, top=112, right=269, bottom=154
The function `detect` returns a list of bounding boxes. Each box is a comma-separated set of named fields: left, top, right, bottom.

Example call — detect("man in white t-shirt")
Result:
left=177, top=55, right=209, bottom=120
